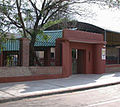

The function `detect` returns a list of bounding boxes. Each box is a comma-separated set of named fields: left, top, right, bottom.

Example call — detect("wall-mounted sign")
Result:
left=102, top=48, right=106, bottom=60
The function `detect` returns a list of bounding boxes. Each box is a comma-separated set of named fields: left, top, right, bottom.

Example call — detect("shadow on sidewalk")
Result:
left=0, top=73, right=117, bottom=95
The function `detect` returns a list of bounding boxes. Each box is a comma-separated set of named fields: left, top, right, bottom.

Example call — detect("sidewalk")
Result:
left=0, top=71, right=120, bottom=103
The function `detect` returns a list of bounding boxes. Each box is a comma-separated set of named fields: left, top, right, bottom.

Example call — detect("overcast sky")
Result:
left=2, top=0, right=120, bottom=33
left=71, top=3, right=120, bottom=33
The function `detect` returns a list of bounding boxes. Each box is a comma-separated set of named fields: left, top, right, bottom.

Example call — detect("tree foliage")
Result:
left=0, top=0, right=113, bottom=65
left=0, top=0, right=110, bottom=38
left=0, top=0, right=71, bottom=65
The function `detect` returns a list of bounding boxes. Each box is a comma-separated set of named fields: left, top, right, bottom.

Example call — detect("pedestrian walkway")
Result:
left=0, top=72, right=120, bottom=103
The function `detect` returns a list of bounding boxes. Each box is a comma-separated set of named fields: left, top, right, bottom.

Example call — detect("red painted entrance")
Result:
left=56, top=29, right=106, bottom=77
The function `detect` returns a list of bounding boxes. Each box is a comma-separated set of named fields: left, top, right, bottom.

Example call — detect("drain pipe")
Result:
left=104, top=30, right=107, bottom=42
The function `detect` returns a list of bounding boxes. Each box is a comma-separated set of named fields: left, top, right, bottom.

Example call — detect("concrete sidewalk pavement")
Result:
left=0, top=72, right=120, bottom=103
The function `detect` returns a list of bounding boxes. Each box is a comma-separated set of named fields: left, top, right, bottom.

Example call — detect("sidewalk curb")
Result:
left=0, top=81, right=120, bottom=104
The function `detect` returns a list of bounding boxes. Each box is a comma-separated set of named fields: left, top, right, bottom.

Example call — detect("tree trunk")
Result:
left=29, top=41, right=35, bottom=66
left=29, top=35, right=42, bottom=66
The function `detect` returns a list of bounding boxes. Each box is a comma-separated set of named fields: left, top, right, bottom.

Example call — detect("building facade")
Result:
left=0, top=22, right=119, bottom=83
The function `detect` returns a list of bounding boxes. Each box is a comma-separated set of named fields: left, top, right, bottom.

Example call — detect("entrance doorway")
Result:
left=72, top=49, right=86, bottom=74
left=61, top=29, right=105, bottom=76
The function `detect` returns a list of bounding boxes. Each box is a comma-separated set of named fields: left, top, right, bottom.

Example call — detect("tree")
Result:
left=108, top=0, right=120, bottom=7
left=0, top=0, right=110, bottom=65
left=0, top=0, right=70, bottom=65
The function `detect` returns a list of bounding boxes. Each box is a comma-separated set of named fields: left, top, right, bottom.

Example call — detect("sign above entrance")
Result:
left=102, top=48, right=106, bottom=60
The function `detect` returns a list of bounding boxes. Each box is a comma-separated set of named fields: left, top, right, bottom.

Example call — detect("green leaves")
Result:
left=24, top=9, right=34, bottom=21
left=37, top=30, right=50, bottom=42
left=11, top=26, right=16, bottom=30
left=0, top=5, right=7, bottom=14
left=42, top=19, right=63, bottom=30
left=36, top=19, right=63, bottom=42
left=109, top=0, right=120, bottom=5
left=24, top=15, right=33, bottom=21
left=13, top=14, right=20, bottom=22
left=0, top=33, right=7, bottom=51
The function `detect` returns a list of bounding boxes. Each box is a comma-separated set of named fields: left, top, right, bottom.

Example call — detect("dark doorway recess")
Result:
left=72, top=49, right=86, bottom=74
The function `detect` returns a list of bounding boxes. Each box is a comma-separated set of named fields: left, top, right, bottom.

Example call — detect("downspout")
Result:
left=104, top=30, right=107, bottom=65
left=104, top=30, right=106, bottom=42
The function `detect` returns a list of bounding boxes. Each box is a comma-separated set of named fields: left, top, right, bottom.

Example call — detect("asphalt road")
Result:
left=1, top=84, right=120, bottom=107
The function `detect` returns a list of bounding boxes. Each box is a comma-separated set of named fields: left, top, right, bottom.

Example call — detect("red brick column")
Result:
left=44, top=47, right=51, bottom=66
left=55, top=39, right=62, bottom=66
left=20, top=38, right=30, bottom=66
left=93, top=44, right=106, bottom=74
left=62, top=40, right=72, bottom=77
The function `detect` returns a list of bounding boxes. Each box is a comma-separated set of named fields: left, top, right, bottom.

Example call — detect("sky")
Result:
left=71, top=3, right=120, bottom=33
left=2, top=0, right=120, bottom=33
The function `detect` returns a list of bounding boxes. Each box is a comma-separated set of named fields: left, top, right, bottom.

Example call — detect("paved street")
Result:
left=1, top=84, right=120, bottom=107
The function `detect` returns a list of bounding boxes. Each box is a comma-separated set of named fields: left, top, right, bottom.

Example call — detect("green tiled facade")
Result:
left=35, top=30, right=62, bottom=47
left=2, top=39, right=20, bottom=51
left=0, top=30, right=62, bottom=52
